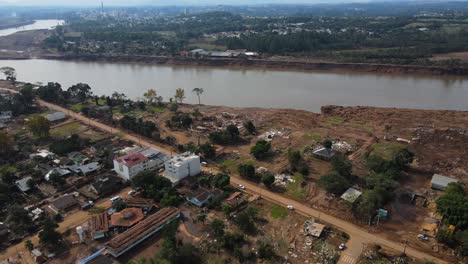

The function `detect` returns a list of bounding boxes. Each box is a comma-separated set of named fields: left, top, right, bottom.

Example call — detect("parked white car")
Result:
left=418, top=234, right=429, bottom=241
left=128, top=190, right=136, bottom=196
left=287, top=205, right=294, bottom=210
left=339, top=243, right=346, bottom=250
left=237, top=184, right=246, bottom=190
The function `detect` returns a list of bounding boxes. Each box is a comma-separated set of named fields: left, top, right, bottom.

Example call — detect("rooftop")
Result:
left=341, top=187, right=362, bottom=203
left=106, top=207, right=180, bottom=257
left=15, top=176, right=33, bottom=192
left=50, top=194, right=78, bottom=211
left=91, top=213, right=109, bottom=234
left=45, top=111, right=66, bottom=122
left=431, top=174, right=458, bottom=188
left=166, top=152, right=199, bottom=166
left=115, top=152, right=148, bottom=168
left=110, top=208, right=144, bottom=227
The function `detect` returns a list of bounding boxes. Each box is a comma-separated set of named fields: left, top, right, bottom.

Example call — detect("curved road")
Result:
left=0, top=87, right=446, bottom=264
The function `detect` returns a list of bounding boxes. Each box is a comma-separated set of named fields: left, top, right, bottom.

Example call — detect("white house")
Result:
left=164, top=152, right=201, bottom=184
left=113, top=147, right=168, bottom=181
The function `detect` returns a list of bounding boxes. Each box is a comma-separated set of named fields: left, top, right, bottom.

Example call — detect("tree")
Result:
left=323, top=139, right=333, bottom=149
left=236, top=207, right=258, bottom=235
left=198, top=143, right=216, bottom=159
left=238, top=163, right=255, bottom=179
left=211, top=219, right=225, bottom=238
left=112, top=199, right=127, bottom=212
left=257, top=240, right=275, bottom=259
left=24, top=240, right=34, bottom=251
left=36, top=82, right=65, bottom=104
left=192, top=88, right=204, bottom=105
left=288, top=148, right=305, bottom=172
left=6, top=205, right=33, bottom=236
left=144, top=89, right=162, bottom=104
left=197, top=213, right=206, bottom=223
left=261, top=174, right=275, bottom=188
left=131, top=171, right=173, bottom=201
left=0, top=131, right=13, bottom=156
left=436, top=183, right=468, bottom=229
left=317, top=172, right=349, bottom=195
left=26, top=115, right=50, bottom=138
left=331, top=154, right=353, bottom=178
left=49, top=172, right=66, bottom=187
left=160, top=193, right=181, bottom=207
left=222, top=204, right=233, bottom=218
left=251, top=140, right=271, bottom=159
left=0, top=66, right=16, bottom=83
left=243, top=120, right=256, bottom=135
left=226, top=124, right=240, bottom=140
left=174, top=88, right=185, bottom=104
left=39, top=219, right=62, bottom=249
left=68, top=83, right=92, bottom=102
left=212, top=173, right=230, bottom=188
left=353, top=188, right=389, bottom=220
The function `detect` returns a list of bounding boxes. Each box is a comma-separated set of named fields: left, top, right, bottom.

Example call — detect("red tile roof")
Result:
left=110, top=208, right=144, bottom=227
left=115, top=152, right=148, bottom=168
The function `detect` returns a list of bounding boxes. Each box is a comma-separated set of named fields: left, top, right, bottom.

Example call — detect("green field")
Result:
left=370, top=142, right=406, bottom=161
left=270, top=204, right=289, bottom=218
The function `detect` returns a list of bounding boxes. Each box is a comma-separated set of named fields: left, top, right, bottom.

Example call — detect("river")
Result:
left=0, top=20, right=65, bottom=37
left=0, top=59, right=467, bottom=112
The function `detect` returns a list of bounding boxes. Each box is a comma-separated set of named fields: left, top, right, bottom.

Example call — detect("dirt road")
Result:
left=0, top=87, right=446, bottom=263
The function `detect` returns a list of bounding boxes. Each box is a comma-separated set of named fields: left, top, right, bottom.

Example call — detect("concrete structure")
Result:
left=341, top=188, right=362, bottom=203
left=431, top=174, right=458, bottom=190
left=164, top=152, right=201, bottom=184
left=304, top=220, right=325, bottom=237
left=15, top=176, right=33, bottom=192
left=186, top=188, right=222, bottom=207
left=106, top=207, right=180, bottom=258
left=113, top=147, right=168, bottom=181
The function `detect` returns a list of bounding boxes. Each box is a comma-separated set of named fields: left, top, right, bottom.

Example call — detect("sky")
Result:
left=0, top=0, right=373, bottom=7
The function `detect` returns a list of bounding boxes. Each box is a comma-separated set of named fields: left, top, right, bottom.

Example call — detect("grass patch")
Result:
left=88, top=206, right=105, bottom=214
left=50, top=122, right=83, bottom=138
left=286, top=173, right=308, bottom=201
left=271, top=204, right=288, bottom=218
left=370, top=142, right=406, bottom=161
left=349, top=121, right=374, bottom=134
left=323, top=116, right=344, bottom=126
left=188, top=42, right=226, bottom=51
left=303, top=131, right=322, bottom=142
left=70, top=103, right=86, bottom=112
left=79, top=130, right=109, bottom=143
left=147, top=104, right=166, bottom=113
left=219, top=159, right=239, bottom=173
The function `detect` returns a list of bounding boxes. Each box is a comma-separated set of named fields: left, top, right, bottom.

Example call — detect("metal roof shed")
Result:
left=341, top=188, right=362, bottom=203
left=431, top=174, right=458, bottom=190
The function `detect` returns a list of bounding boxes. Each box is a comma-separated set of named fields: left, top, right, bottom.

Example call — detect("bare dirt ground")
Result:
left=432, top=52, right=468, bottom=62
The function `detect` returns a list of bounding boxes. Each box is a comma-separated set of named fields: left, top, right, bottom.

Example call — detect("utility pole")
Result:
left=403, top=239, right=408, bottom=255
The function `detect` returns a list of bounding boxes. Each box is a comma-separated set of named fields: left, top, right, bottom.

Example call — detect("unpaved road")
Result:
left=0, top=87, right=446, bottom=263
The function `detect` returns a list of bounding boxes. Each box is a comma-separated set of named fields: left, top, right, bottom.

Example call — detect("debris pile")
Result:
left=274, top=174, right=295, bottom=186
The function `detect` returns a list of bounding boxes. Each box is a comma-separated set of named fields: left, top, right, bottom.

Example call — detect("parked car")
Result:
left=417, top=234, right=429, bottom=241
left=110, top=196, right=122, bottom=203
left=237, top=184, right=245, bottom=190
left=287, top=205, right=294, bottom=210
left=128, top=190, right=136, bottom=196
left=339, top=243, right=346, bottom=250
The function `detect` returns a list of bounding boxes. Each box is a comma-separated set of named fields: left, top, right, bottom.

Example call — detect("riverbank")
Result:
left=0, top=20, right=34, bottom=30
left=2, top=52, right=468, bottom=76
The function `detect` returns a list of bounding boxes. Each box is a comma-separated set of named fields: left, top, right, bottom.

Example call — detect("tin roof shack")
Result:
left=89, top=175, right=121, bottom=197
left=303, top=220, right=326, bottom=238
left=90, top=213, right=109, bottom=240
left=431, top=174, right=458, bottom=190
left=223, top=192, right=246, bottom=209
left=124, top=197, right=157, bottom=212
left=48, top=194, right=78, bottom=214
left=341, top=188, right=362, bottom=203
left=313, top=147, right=336, bottom=161
left=16, top=176, right=33, bottom=192
left=45, top=111, right=66, bottom=122
left=106, top=207, right=180, bottom=258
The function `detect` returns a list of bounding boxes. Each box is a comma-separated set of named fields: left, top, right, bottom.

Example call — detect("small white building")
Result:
left=431, top=174, right=458, bottom=190
left=15, top=176, right=33, bottom=192
left=164, top=152, right=201, bottom=184
left=45, top=111, right=66, bottom=122
left=113, top=147, right=168, bottom=181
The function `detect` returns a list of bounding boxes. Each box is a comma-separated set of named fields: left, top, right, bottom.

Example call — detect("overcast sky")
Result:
left=0, top=0, right=373, bottom=7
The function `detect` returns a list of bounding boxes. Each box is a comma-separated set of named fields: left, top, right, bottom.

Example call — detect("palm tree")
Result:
left=192, top=88, right=204, bottom=105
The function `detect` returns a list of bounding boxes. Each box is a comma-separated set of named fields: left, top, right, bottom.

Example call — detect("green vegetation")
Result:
left=370, top=142, right=407, bottom=161
left=250, top=140, right=271, bottom=159
left=50, top=122, right=82, bottom=138
left=323, top=116, right=344, bottom=126
left=286, top=173, right=308, bottom=201
left=270, top=204, right=288, bottom=218
left=131, top=171, right=174, bottom=202
left=209, top=124, right=241, bottom=145
left=26, top=115, right=50, bottom=138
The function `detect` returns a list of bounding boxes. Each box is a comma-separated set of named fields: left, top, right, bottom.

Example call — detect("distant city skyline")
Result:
left=0, top=0, right=373, bottom=7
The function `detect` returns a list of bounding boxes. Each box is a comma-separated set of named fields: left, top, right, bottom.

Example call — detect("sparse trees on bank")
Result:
left=174, top=88, right=185, bottom=104
left=192, top=88, right=204, bottom=105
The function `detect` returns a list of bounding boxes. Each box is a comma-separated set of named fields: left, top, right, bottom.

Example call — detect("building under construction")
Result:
left=106, top=207, right=180, bottom=258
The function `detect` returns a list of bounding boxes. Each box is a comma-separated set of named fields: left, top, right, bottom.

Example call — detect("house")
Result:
left=431, top=174, right=458, bottom=190
left=304, top=220, right=325, bottom=237
left=68, top=151, right=89, bottom=165
left=164, top=152, right=201, bottom=184
left=90, top=176, right=120, bottom=197
left=341, top=188, right=362, bottom=203
left=186, top=188, right=222, bottom=207
left=313, top=147, right=335, bottom=160
left=30, top=208, right=44, bottom=222
left=106, top=207, right=180, bottom=258
left=113, top=147, right=168, bottom=181
left=30, top=149, right=56, bottom=160
left=16, top=176, right=33, bottom=192
left=44, top=168, right=70, bottom=181
left=223, top=192, right=246, bottom=209
left=90, top=213, right=109, bottom=240
left=45, top=111, right=66, bottom=122
left=110, top=208, right=144, bottom=228
left=77, top=162, right=101, bottom=175
left=31, top=249, right=46, bottom=263
left=124, top=197, right=156, bottom=212
left=48, top=194, right=78, bottom=213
